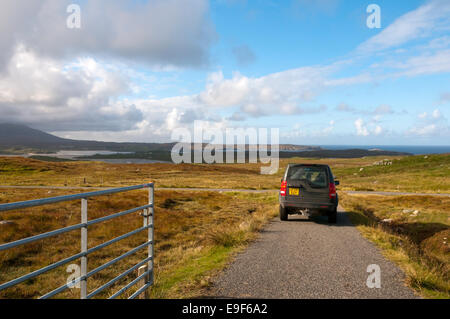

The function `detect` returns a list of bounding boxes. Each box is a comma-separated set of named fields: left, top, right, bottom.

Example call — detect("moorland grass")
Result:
left=0, top=154, right=449, bottom=193
left=0, top=154, right=448, bottom=299
left=0, top=188, right=278, bottom=299
left=340, top=193, right=449, bottom=299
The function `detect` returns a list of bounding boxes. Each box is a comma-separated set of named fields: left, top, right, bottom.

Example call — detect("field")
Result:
left=0, top=154, right=449, bottom=299
left=1, top=154, right=449, bottom=193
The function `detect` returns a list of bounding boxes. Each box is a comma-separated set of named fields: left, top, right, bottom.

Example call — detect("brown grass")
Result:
left=1, top=155, right=449, bottom=298
left=0, top=188, right=278, bottom=299
left=340, top=193, right=450, bottom=298
left=1, top=154, right=448, bottom=193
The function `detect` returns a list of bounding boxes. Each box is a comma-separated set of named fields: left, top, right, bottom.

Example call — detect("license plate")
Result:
left=289, top=188, right=299, bottom=196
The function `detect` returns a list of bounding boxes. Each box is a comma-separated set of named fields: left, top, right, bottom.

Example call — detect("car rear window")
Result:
left=287, top=166, right=328, bottom=188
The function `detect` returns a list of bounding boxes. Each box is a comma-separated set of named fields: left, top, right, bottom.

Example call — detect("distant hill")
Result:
left=0, top=123, right=175, bottom=153
left=278, top=149, right=411, bottom=158
left=0, top=123, right=69, bottom=146
left=0, top=123, right=411, bottom=158
left=0, top=123, right=320, bottom=155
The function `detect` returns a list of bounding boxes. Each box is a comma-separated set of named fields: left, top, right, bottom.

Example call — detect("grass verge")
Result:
left=340, top=193, right=449, bottom=299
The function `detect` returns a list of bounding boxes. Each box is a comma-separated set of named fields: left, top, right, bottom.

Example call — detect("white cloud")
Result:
left=355, top=118, right=369, bottom=136
left=197, top=67, right=333, bottom=116
left=227, top=112, right=247, bottom=122
left=358, top=0, right=450, bottom=53
left=432, top=109, right=442, bottom=119
left=417, top=109, right=444, bottom=121
left=374, top=125, right=383, bottom=136
left=322, top=120, right=335, bottom=135
left=422, top=36, right=450, bottom=50
left=354, top=119, right=386, bottom=137
left=0, top=0, right=216, bottom=70
left=407, top=108, right=449, bottom=137
left=0, top=46, right=142, bottom=131
left=391, top=49, right=450, bottom=77
left=1, top=0, right=450, bottom=144
left=353, top=0, right=450, bottom=86
left=418, top=112, right=428, bottom=119
left=281, top=119, right=335, bottom=140
left=408, top=124, right=438, bottom=136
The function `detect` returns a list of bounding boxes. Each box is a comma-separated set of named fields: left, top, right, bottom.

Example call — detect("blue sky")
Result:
left=0, top=0, right=449, bottom=145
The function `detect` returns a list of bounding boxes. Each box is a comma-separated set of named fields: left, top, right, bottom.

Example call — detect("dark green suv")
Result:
left=279, top=164, right=339, bottom=223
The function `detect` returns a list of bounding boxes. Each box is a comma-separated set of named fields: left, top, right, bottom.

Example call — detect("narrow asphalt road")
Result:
left=210, top=207, right=419, bottom=299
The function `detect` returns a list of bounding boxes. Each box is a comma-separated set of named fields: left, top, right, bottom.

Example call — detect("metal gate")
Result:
left=0, top=183, right=155, bottom=299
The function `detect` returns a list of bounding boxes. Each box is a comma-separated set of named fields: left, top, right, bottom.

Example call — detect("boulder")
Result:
left=0, top=220, right=15, bottom=226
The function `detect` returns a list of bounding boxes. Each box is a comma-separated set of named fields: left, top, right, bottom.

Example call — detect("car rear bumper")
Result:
left=279, top=196, right=338, bottom=211
left=281, top=202, right=335, bottom=210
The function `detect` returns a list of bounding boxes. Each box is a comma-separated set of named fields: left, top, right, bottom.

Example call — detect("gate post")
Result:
left=149, top=185, right=154, bottom=285
left=137, top=265, right=149, bottom=299
left=80, top=198, right=88, bottom=299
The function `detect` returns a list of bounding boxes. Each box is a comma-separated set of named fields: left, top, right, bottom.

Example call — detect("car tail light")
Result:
left=329, top=183, right=337, bottom=199
left=280, top=180, right=287, bottom=196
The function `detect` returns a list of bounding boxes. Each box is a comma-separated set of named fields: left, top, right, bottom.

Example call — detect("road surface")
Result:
left=210, top=207, right=419, bottom=299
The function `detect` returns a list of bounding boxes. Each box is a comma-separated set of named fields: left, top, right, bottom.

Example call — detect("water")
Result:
left=95, top=159, right=170, bottom=164
left=28, top=150, right=132, bottom=159
left=27, top=150, right=172, bottom=163
left=318, top=145, right=450, bottom=155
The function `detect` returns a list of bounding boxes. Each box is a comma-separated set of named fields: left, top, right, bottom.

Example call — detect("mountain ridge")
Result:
left=0, top=123, right=321, bottom=154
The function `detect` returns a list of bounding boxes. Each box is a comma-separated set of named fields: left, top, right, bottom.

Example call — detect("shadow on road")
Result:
left=284, top=212, right=354, bottom=227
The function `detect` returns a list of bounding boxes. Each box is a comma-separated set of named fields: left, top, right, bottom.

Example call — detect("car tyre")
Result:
left=280, top=205, right=288, bottom=221
left=328, top=208, right=337, bottom=224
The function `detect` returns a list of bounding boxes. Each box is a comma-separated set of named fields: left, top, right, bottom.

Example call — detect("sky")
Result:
left=0, top=0, right=449, bottom=145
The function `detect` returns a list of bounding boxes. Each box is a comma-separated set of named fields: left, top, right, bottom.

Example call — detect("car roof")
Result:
left=288, top=163, right=330, bottom=167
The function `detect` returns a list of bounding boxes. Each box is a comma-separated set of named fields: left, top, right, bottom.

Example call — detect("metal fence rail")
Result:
left=0, top=183, right=155, bottom=299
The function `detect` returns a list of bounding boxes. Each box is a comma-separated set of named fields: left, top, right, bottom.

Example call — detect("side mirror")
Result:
left=335, top=180, right=340, bottom=186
